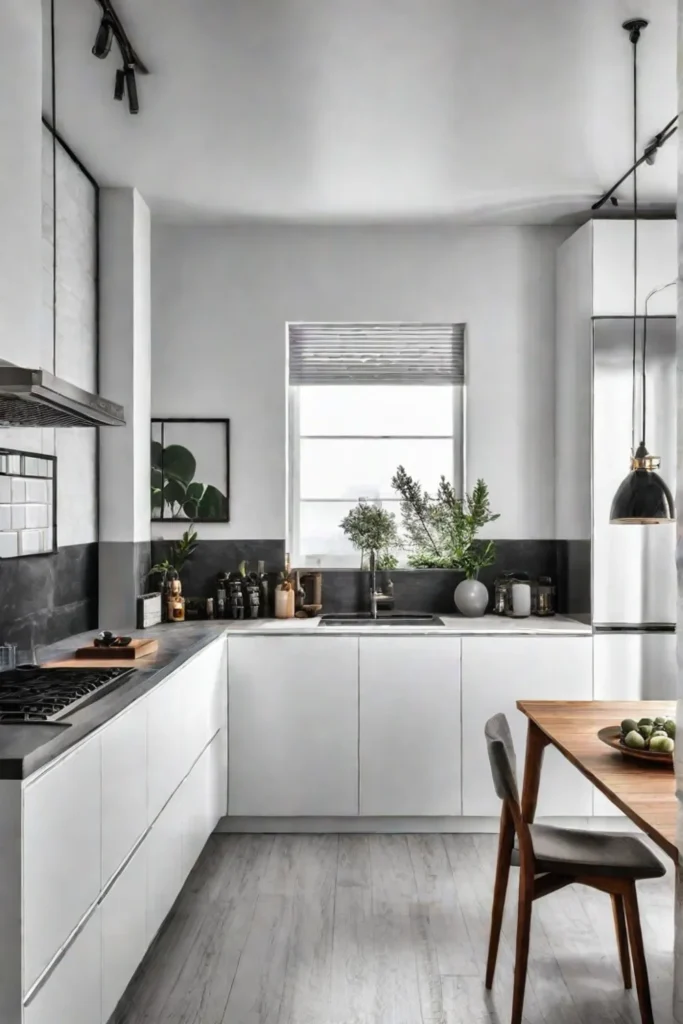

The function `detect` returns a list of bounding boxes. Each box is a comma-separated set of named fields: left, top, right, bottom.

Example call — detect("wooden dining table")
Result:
left=516, top=700, right=678, bottom=862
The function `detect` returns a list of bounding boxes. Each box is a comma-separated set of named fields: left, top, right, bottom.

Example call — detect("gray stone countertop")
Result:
left=0, top=614, right=591, bottom=780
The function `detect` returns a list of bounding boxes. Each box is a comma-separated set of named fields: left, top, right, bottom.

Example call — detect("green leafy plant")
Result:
left=151, top=441, right=228, bottom=520
left=391, top=466, right=499, bottom=577
left=340, top=501, right=399, bottom=570
left=149, top=525, right=198, bottom=584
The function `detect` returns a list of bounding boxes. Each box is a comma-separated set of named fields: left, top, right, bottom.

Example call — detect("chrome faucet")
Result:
left=369, top=549, right=394, bottom=618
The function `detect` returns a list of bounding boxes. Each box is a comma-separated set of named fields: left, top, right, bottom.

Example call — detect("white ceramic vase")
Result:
left=454, top=578, right=488, bottom=617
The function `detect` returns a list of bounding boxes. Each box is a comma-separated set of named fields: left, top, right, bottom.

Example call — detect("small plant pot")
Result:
left=454, top=578, right=488, bottom=617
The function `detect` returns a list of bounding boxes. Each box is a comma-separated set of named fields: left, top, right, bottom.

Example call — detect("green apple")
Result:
left=624, top=730, right=646, bottom=750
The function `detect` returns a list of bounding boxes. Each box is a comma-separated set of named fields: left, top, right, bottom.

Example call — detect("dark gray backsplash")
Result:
left=154, top=538, right=590, bottom=617
left=0, top=543, right=98, bottom=649
left=150, top=539, right=286, bottom=598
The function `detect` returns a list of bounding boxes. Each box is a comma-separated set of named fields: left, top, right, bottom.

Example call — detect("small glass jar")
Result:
left=493, top=572, right=516, bottom=615
left=536, top=576, right=556, bottom=617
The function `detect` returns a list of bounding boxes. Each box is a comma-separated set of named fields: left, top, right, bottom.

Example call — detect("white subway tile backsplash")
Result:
left=11, top=479, right=25, bottom=503
left=41, top=528, right=54, bottom=552
left=11, top=505, right=26, bottom=530
left=25, top=479, right=47, bottom=504
left=0, top=479, right=11, bottom=503
left=19, top=530, right=43, bottom=555
left=0, top=506, right=11, bottom=531
left=25, top=504, right=48, bottom=529
left=0, top=533, right=19, bottom=558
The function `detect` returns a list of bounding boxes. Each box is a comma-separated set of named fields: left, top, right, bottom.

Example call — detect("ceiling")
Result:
left=45, top=0, right=678, bottom=224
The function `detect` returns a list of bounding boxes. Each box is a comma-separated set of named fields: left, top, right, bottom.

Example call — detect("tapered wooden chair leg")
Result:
left=623, top=884, right=654, bottom=1024
left=611, top=893, right=632, bottom=989
left=486, top=805, right=514, bottom=989
left=511, top=871, right=533, bottom=1024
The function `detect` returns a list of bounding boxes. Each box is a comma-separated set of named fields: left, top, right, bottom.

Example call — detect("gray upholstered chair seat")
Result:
left=510, top=824, right=666, bottom=881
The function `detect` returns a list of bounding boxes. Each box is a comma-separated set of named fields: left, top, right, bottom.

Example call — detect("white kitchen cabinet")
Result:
left=228, top=636, right=359, bottom=816
left=461, top=637, right=593, bottom=817
left=145, top=780, right=184, bottom=946
left=23, top=735, right=102, bottom=995
left=181, top=730, right=224, bottom=880
left=101, top=841, right=147, bottom=1022
left=147, top=637, right=227, bottom=822
left=359, top=636, right=461, bottom=816
left=23, top=907, right=101, bottom=1024
left=101, top=699, right=147, bottom=886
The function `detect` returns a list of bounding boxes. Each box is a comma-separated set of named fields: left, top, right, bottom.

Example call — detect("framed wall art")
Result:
left=151, top=419, right=230, bottom=522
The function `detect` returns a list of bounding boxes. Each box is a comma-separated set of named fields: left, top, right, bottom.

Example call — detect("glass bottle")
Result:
left=257, top=559, right=270, bottom=617
left=536, top=576, right=556, bottom=617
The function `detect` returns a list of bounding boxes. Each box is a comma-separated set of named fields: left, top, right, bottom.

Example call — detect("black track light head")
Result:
left=622, top=17, right=648, bottom=44
left=610, top=196, right=619, bottom=207
left=125, top=67, right=139, bottom=114
left=114, top=67, right=125, bottom=101
left=92, top=16, right=113, bottom=58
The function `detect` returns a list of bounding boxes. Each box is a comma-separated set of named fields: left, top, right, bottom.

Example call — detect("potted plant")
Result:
left=148, top=524, right=198, bottom=590
left=391, top=467, right=499, bottom=616
left=339, top=501, right=399, bottom=571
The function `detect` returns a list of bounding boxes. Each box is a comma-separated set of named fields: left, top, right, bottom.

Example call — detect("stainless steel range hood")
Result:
left=0, top=362, right=125, bottom=428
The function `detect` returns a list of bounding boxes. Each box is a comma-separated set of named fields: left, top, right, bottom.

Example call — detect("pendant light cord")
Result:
left=50, top=0, right=57, bottom=376
left=631, top=28, right=639, bottom=455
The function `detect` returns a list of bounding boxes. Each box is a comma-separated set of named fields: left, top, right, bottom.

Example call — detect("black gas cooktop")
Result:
left=0, top=666, right=134, bottom=723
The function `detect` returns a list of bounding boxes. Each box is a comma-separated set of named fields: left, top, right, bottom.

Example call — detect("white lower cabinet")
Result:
left=228, top=636, right=359, bottom=816
left=181, top=730, right=224, bottom=880
left=101, top=841, right=147, bottom=1023
left=359, top=637, right=461, bottom=816
left=101, top=700, right=147, bottom=886
left=23, top=734, right=102, bottom=995
left=24, top=907, right=101, bottom=1024
left=145, top=780, right=184, bottom=946
left=461, top=637, right=593, bottom=817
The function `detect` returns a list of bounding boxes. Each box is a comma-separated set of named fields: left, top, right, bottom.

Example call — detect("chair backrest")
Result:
left=484, top=712, right=520, bottom=809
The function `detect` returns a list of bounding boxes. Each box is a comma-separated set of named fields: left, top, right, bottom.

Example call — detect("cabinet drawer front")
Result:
left=360, top=637, right=461, bottom=816
left=461, top=637, right=593, bottom=817
left=181, top=730, right=225, bottom=882
left=101, top=700, right=147, bottom=885
left=228, top=636, right=359, bottom=816
left=23, top=737, right=102, bottom=994
left=101, top=842, right=147, bottom=1022
left=146, top=783, right=183, bottom=946
left=24, top=906, right=100, bottom=1024
left=147, top=638, right=226, bottom=822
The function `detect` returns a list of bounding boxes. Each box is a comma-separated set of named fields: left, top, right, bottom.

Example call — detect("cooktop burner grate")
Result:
left=0, top=666, right=135, bottom=722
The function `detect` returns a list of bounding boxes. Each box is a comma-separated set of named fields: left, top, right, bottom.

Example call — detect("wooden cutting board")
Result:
left=73, top=638, right=159, bottom=660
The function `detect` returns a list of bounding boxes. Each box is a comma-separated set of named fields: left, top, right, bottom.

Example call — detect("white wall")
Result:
left=152, top=224, right=569, bottom=541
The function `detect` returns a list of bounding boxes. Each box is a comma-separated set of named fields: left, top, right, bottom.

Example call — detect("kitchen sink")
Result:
left=318, top=612, right=444, bottom=627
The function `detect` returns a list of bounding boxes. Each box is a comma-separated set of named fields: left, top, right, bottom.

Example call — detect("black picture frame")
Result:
left=0, top=447, right=58, bottom=559
left=151, top=418, right=230, bottom=523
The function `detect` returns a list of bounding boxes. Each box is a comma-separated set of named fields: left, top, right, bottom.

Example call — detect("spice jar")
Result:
left=535, top=576, right=556, bottom=617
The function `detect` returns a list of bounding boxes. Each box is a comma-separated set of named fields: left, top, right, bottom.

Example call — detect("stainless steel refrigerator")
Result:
left=592, top=315, right=677, bottom=701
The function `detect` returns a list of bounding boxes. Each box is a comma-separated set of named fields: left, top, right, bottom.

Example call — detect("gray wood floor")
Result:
left=114, top=833, right=676, bottom=1024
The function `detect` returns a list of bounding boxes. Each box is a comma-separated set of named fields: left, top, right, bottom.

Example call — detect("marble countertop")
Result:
left=0, top=614, right=591, bottom=780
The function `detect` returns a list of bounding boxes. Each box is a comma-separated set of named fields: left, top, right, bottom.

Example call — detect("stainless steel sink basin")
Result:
left=318, top=612, right=444, bottom=627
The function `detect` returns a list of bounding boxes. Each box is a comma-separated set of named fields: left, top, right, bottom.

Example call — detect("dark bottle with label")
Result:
left=256, top=560, right=270, bottom=617
left=216, top=572, right=229, bottom=619
left=229, top=578, right=245, bottom=619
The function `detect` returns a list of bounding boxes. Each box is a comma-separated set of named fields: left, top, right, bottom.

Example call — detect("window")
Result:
left=288, top=323, right=465, bottom=567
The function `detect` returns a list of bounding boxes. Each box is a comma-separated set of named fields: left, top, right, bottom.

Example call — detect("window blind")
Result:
left=288, top=322, right=465, bottom=386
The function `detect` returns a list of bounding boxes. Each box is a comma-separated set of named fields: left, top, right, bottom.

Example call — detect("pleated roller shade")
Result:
left=288, top=322, right=466, bottom=385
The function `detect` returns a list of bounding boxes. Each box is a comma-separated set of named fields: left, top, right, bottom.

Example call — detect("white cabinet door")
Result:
left=228, top=636, right=359, bottom=816
left=101, top=841, right=147, bottom=1022
left=461, top=637, right=593, bottom=817
left=147, top=663, right=191, bottom=822
left=181, top=730, right=223, bottom=881
left=146, top=782, right=183, bottom=946
left=23, top=735, right=102, bottom=995
left=147, top=638, right=226, bottom=823
left=101, top=700, right=147, bottom=886
left=24, top=907, right=101, bottom=1024
left=359, top=637, right=461, bottom=816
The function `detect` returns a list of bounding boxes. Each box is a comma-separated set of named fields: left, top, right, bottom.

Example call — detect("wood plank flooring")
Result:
left=113, top=833, right=676, bottom=1024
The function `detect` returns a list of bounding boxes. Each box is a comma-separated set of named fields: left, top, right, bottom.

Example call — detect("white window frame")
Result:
left=287, top=384, right=466, bottom=568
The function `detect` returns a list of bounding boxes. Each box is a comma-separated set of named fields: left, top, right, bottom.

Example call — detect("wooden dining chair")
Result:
left=484, top=712, right=666, bottom=1024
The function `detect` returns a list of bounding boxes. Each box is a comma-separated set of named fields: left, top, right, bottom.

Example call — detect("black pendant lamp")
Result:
left=609, top=19, right=675, bottom=525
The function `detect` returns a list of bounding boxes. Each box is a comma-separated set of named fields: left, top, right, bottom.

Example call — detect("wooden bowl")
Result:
left=597, top=725, right=674, bottom=768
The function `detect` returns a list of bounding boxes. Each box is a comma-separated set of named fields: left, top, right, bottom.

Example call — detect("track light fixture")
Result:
left=91, top=0, right=148, bottom=115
